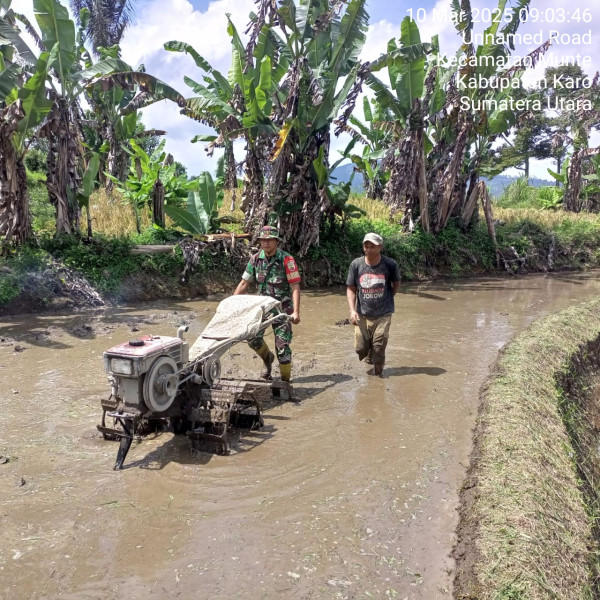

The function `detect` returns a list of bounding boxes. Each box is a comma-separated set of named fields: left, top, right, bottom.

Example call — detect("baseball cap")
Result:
left=257, top=225, right=281, bottom=240
left=363, top=232, right=383, bottom=245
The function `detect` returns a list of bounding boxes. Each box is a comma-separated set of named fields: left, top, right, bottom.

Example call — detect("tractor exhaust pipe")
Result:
left=177, top=325, right=189, bottom=340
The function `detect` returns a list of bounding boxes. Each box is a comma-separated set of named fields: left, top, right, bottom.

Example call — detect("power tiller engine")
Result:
left=98, top=295, right=293, bottom=469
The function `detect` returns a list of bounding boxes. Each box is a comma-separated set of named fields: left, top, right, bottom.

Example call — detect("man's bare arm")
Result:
left=347, top=285, right=359, bottom=324
left=290, top=282, right=300, bottom=324
left=234, top=279, right=250, bottom=295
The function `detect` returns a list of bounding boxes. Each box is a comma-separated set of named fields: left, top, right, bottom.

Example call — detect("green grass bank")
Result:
left=453, top=296, right=600, bottom=599
left=5, top=174, right=600, bottom=314
left=4, top=209, right=600, bottom=316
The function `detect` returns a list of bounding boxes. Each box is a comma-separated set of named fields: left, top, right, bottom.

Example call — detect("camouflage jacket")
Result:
left=242, top=248, right=301, bottom=313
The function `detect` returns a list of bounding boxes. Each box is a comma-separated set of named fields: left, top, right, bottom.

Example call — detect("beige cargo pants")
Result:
left=354, top=313, right=392, bottom=366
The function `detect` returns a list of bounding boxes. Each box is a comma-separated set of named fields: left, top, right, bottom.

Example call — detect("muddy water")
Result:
left=1, top=273, right=600, bottom=600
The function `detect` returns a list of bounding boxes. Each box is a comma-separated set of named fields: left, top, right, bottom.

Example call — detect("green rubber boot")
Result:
left=254, top=343, right=274, bottom=380
left=279, top=363, right=292, bottom=383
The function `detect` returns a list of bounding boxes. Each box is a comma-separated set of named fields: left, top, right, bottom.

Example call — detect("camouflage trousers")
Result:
left=249, top=319, right=293, bottom=365
left=354, top=313, right=392, bottom=366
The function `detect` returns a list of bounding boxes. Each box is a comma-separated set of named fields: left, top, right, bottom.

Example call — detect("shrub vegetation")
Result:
left=3, top=178, right=600, bottom=312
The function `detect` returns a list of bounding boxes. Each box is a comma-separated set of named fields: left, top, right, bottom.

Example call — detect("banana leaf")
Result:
left=226, top=17, right=246, bottom=89
left=330, top=0, right=368, bottom=75
left=34, top=0, right=75, bottom=88
left=78, top=57, right=132, bottom=81
left=164, top=204, right=203, bottom=234
left=295, top=0, right=321, bottom=40
left=277, top=0, right=296, bottom=30
left=256, top=56, right=272, bottom=111
left=166, top=172, right=218, bottom=234
left=78, top=152, right=100, bottom=208
left=365, top=73, right=404, bottom=120
left=0, top=15, right=37, bottom=64
left=90, top=71, right=185, bottom=112
left=363, top=96, right=373, bottom=122
left=394, top=17, right=424, bottom=113
left=312, top=145, right=328, bottom=187
left=165, top=41, right=232, bottom=96
left=0, top=61, right=20, bottom=101
left=190, top=134, right=218, bottom=143
left=15, top=52, right=53, bottom=150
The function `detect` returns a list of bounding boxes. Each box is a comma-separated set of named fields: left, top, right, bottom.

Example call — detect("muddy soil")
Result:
left=2, top=273, right=600, bottom=600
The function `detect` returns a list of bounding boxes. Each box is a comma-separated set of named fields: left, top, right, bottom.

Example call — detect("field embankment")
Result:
left=5, top=183, right=600, bottom=316
left=454, top=296, right=600, bottom=599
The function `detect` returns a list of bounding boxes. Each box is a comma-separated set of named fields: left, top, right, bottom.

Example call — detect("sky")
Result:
left=14, top=0, right=600, bottom=180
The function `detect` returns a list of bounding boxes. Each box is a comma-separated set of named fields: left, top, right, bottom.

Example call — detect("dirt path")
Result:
left=2, top=273, right=600, bottom=600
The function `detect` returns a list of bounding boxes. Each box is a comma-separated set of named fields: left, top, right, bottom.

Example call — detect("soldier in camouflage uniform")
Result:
left=233, top=226, right=301, bottom=382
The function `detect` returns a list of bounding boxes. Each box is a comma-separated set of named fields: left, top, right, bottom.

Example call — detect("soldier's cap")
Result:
left=363, top=232, right=383, bottom=246
left=258, top=225, right=281, bottom=240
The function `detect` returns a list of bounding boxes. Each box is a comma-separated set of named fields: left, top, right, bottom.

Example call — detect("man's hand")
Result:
left=234, top=279, right=250, bottom=295
left=291, top=311, right=300, bottom=325
left=349, top=309, right=359, bottom=325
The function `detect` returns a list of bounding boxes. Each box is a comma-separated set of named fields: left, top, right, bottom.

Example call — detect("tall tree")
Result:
left=339, top=0, right=549, bottom=235
left=482, top=87, right=553, bottom=183
left=0, top=1, right=50, bottom=250
left=69, top=0, right=134, bottom=55
left=336, top=97, right=391, bottom=199
left=249, top=0, right=370, bottom=254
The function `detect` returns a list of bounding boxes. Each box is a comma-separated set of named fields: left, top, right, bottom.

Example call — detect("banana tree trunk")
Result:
left=417, top=139, right=429, bottom=233
left=564, top=148, right=600, bottom=212
left=104, top=120, right=117, bottom=193
left=433, top=118, right=470, bottom=233
left=266, top=129, right=330, bottom=256
left=460, top=177, right=483, bottom=229
left=480, top=184, right=499, bottom=266
left=365, top=161, right=384, bottom=200
left=224, top=142, right=238, bottom=191
left=42, top=97, right=84, bottom=235
left=152, top=178, right=165, bottom=227
left=241, top=143, right=265, bottom=219
left=0, top=102, right=31, bottom=250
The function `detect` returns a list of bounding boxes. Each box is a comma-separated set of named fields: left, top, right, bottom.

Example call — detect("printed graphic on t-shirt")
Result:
left=359, top=273, right=386, bottom=299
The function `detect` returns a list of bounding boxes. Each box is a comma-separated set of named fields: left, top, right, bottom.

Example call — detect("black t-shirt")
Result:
left=346, top=255, right=401, bottom=318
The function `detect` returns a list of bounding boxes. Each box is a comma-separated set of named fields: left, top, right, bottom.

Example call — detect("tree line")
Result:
left=1, top=0, right=599, bottom=257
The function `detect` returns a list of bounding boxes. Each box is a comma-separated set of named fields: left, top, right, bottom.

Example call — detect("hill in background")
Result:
left=330, top=163, right=555, bottom=199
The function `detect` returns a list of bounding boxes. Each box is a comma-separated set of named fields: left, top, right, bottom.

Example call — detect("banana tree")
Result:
left=560, top=148, right=600, bottom=212
left=106, top=139, right=195, bottom=232
left=246, top=0, right=369, bottom=255
left=350, top=0, right=546, bottom=235
left=164, top=12, right=287, bottom=217
left=29, top=0, right=184, bottom=235
left=30, top=0, right=85, bottom=234
left=0, top=2, right=51, bottom=250
left=358, top=15, right=436, bottom=231
left=164, top=171, right=226, bottom=235
left=163, top=40, right=241, bottom=196
left=80, top=46, right=170, bottom=190
left=337, top=96, right=391, bottom=199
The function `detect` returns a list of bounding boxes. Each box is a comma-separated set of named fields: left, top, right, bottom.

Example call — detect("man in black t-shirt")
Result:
left=346, top=233, right=401, bottom=377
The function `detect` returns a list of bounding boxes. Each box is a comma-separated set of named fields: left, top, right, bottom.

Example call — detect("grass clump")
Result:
left=38, top=234, right=140, bottom=293
left=0, top=245, right=58, bottom=308
left=26, top=169, right=54, bottom=233
left=494, top=178, right=564, bottom=211
left=309, top=218, right=497, bottom=284
left=454, top=297, right=600, bottom=599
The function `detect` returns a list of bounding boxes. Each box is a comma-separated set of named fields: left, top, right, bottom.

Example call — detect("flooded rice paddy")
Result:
left=2, top=273, right=600, bottom=599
